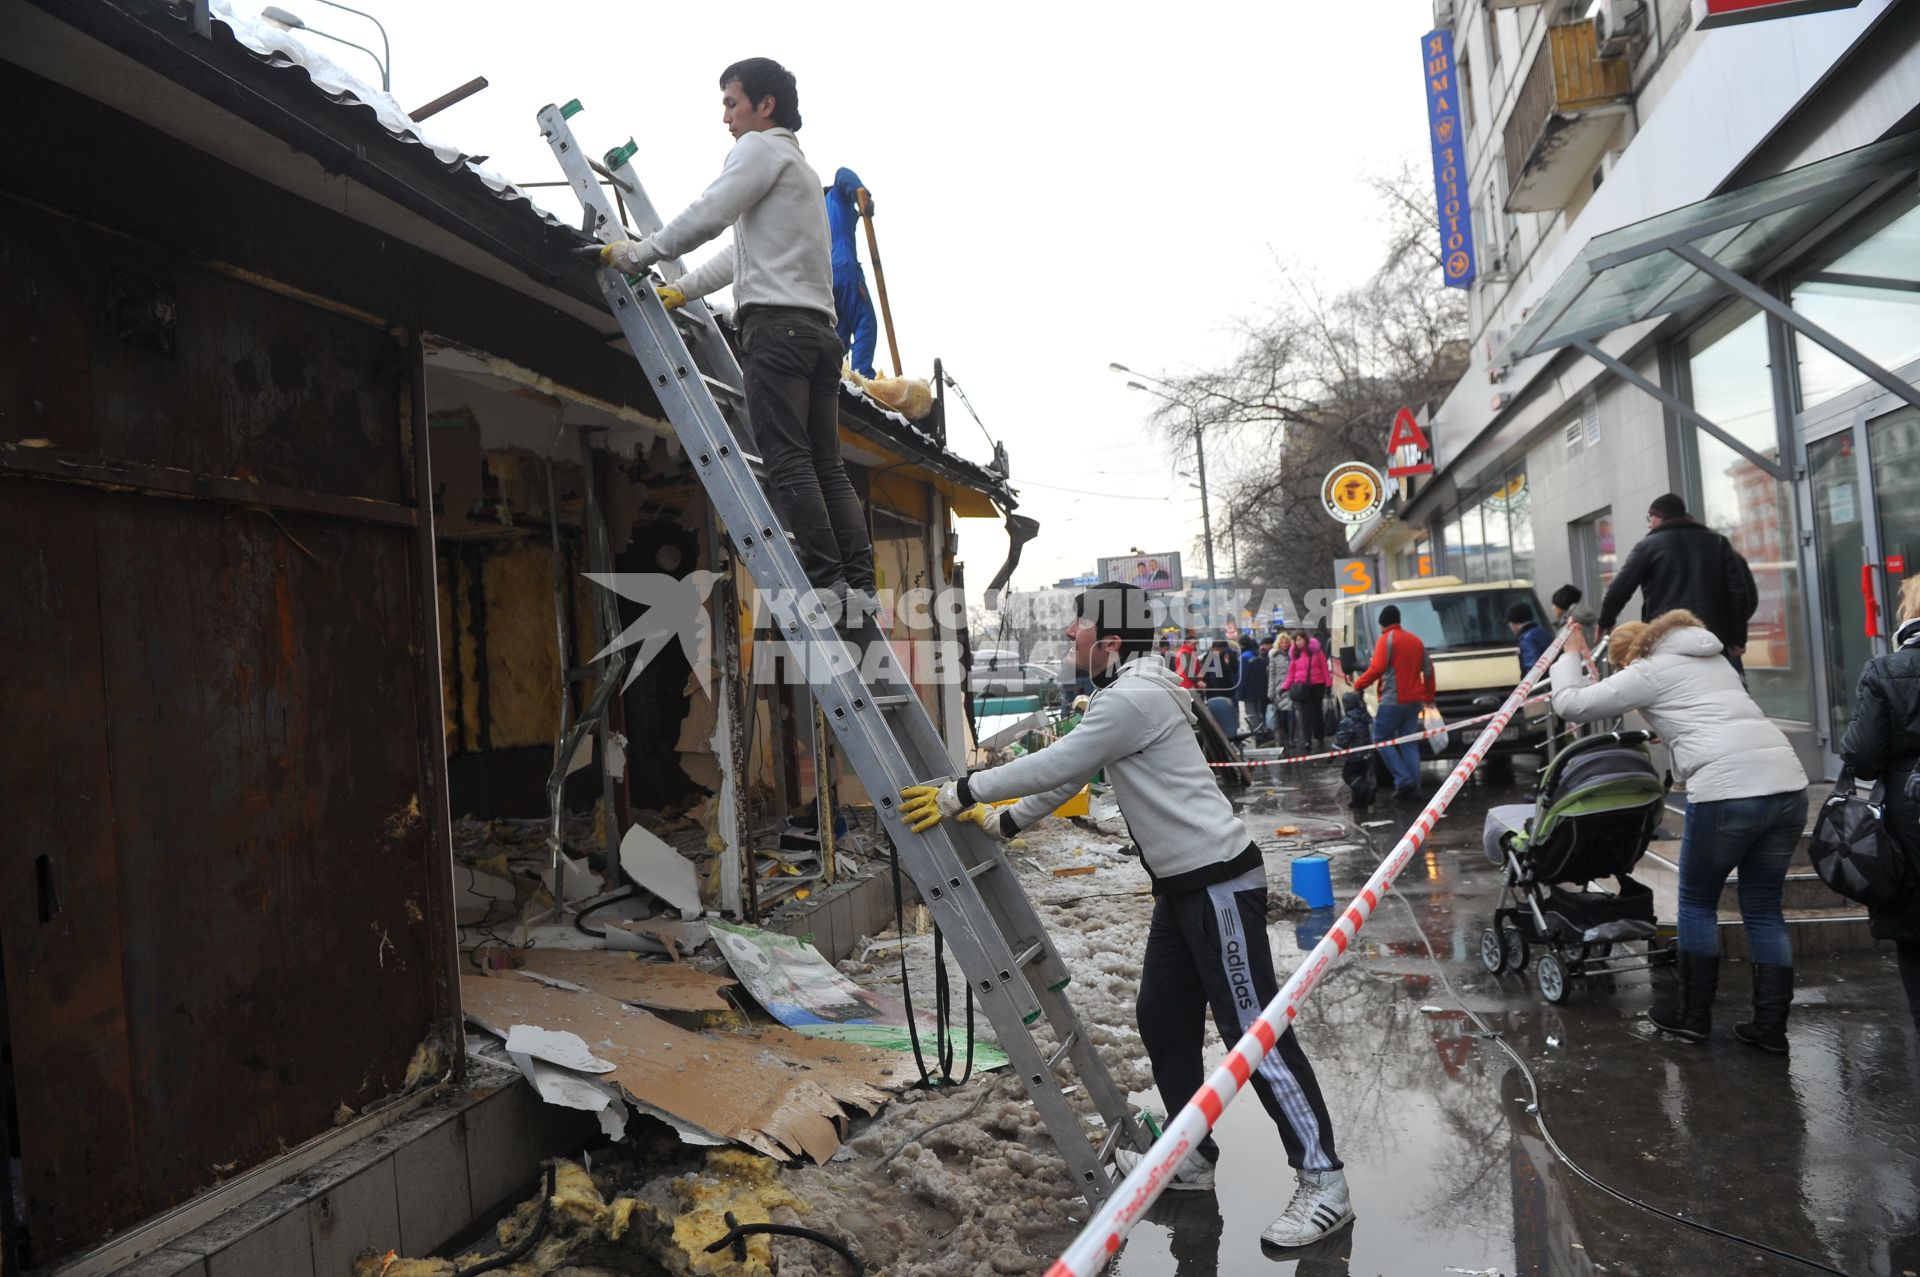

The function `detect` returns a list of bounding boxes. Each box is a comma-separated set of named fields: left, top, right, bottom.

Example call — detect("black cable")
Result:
left=457, top=1163, right=556, bottom=1276
left=1359, top=825, right=1854, bottom=1277
left=704, top=1210, right=864, bottom=1273
left=889, top=845, right=937, bottom=1087
left=574, top=884, right=640, bottom=937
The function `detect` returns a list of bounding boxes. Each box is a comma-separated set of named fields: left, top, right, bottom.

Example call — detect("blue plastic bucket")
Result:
left=1290, top=855, right=1335, bottom=909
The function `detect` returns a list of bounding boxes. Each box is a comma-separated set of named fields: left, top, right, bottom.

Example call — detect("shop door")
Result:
left=1808, top=405, right=1920, bottom=744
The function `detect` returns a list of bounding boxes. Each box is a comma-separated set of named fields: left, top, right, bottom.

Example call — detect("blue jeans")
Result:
left=1676, top=790, right=1809, bottom=965
left=1373, top=702, right=1422, bottom=790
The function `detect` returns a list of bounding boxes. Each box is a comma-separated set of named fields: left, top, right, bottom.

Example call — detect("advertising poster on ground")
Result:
left=710, top=920, right=1010, bottom=1069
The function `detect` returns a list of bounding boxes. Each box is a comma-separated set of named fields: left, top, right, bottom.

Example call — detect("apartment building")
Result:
left=1370, top=0, right=1920, bottom=777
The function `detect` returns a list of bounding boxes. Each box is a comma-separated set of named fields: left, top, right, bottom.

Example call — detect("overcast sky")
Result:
left=265, top=0, right=1438, bottom=596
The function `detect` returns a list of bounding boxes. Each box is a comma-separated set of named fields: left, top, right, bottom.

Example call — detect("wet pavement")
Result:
left=1111, top=762, right=1920, bottom=1277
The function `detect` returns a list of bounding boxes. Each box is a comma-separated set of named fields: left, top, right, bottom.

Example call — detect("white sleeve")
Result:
left=674, top=246, right=736, bottom=301
left=650, top=135, right=782, bottom=261
left=966, top=694, right=1151, bottom=805
left=1549, top=651, right=1657, bottom=723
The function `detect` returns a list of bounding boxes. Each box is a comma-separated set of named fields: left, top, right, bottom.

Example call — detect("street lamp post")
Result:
left=262, top=1, right=391, bottom=91
left=1111, top=363, right=1219, bottom=593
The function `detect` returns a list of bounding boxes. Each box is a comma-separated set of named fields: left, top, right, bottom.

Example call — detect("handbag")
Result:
left=1808, top=768, right=1915, bottom=910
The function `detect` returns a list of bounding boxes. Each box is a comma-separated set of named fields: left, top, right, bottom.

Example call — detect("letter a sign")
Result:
left=1386, top=408, right=1434, bottom=478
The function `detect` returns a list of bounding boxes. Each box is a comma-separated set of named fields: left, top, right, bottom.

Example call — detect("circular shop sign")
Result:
left=1321, top=461, right=1386, bottom=524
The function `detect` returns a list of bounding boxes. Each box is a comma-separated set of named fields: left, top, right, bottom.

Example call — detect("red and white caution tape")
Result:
left=1210, top=694, right=1550, bottom=769
left=1044, top=624, right=1573, bottom=1277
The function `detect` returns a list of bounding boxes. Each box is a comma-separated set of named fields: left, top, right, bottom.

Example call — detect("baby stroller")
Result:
left=1479, top=731, right=1676, bottom=1003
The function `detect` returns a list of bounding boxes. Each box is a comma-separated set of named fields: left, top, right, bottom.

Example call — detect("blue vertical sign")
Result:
left=1422, top=28, right=1476, bottom=289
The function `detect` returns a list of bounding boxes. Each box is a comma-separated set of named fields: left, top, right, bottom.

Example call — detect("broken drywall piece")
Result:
left=598, top=1096, right=630, bottom=1141
left=619, top=824, right=703, bottom=919
left=526, top=1057, right=618, bottom=1113
left=548, top=852, right=599, bottom=904
left=605, top=731, right=628, bottom=781
left=504, top=1024, right=615, bottom=1075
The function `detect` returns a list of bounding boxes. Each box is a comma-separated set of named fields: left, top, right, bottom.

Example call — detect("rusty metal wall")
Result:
left=0, top=127, right=456, bottom=1263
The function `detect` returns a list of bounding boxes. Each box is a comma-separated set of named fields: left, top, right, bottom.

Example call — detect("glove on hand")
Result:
left=898, top=779, right=964, bottom=833
left=957, top=802, right=1009, bottom=841
left=656, top=285, right=687, bottom=311
left=600, top=238, right=662, bottom=273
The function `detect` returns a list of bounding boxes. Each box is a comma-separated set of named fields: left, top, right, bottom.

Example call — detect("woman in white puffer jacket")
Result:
left=1550, top=609, right=1809, bottom=1052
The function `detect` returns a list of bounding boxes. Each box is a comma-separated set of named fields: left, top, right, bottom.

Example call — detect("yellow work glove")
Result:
left=957, top=802, right=1009, bottom=842
left=599, top=237, right=661, bottom=273
left=899, top=779, right=963, bottom=833
left=656, top=285, right=687, bottom=311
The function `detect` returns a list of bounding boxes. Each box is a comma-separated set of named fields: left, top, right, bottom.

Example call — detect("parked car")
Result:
left=968, top=649, right=1062, bottom=704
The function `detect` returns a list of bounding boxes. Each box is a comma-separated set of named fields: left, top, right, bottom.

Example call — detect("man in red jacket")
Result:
left=1348, top=604, right=1433, bottom=802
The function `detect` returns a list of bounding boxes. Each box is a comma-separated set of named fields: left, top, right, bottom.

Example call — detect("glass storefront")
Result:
left=1685, top=306, right=1810, bottom=721
left=1439, top=470, right=1533, bottom=584
left=1790, top=191, right=1920, bottom=411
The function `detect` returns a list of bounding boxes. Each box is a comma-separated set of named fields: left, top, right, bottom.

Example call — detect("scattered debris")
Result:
left=620, top=824, right=704, bottom=918
left=504, top=1024, right=616, bottom=1074
left=517, top=949, right=737, bottom=1013
left=463, top=972, right=908, bottom=1162
left=1050, top=865, right=1098, bottom=878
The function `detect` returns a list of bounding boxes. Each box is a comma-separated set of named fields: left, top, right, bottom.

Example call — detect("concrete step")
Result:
left=1636, top=851, right=1874, bottom=957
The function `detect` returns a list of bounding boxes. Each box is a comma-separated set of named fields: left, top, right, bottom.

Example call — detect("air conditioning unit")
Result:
left=1433, top=0, right=1457, bottom=26
left=1590, top=0, right=1647, bottom=57
left=1478, top=245, right=1513, bottom=283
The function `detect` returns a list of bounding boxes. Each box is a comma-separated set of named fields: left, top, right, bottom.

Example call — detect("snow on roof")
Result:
left=211, top=0, right=565, bottom=228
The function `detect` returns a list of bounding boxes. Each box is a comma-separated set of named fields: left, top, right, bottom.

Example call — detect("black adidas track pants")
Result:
left=1136, top=861, right=1341, bottom=1171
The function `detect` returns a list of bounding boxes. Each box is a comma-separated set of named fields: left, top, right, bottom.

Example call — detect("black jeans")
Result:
left=740, top=306, right=874, bottom=591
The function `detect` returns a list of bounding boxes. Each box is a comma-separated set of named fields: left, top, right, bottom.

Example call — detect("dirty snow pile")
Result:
left=747, top=814, right=1310, bottom=1276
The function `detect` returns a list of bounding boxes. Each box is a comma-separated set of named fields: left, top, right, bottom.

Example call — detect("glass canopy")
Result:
left=1500, top=130, right=1920, bottom=363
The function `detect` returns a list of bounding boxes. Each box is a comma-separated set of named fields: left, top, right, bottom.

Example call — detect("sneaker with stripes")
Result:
left=1113, top=1144, right=1216, bottom=1191
left=1261, top=1168, right=1353, bottom=1248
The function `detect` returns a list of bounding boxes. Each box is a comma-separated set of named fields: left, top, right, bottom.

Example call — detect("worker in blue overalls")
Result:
left=824, top=167, right=879, bottom=379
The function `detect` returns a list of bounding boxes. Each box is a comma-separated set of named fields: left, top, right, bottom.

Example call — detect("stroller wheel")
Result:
left=1499, top=918, right=1529, bottom=973
left=1536, top=953, right=1570, bottom=1004
left=1479, top=927, right=1507, bottom=975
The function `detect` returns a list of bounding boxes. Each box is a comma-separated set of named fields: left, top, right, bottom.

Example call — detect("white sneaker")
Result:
left=1113, top=1144, right=1216, bottom=1191
left=1261, top=1168, right=1353, bottom=1247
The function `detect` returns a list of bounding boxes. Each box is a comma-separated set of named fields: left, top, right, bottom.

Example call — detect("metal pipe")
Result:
left=1569, top=337, right=1788, bottom=480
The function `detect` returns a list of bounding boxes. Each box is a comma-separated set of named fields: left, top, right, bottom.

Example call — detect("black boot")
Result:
left=1733, top=964, right=1793, bottom=1055
left=1648, top=950, right=1718, bottom=1042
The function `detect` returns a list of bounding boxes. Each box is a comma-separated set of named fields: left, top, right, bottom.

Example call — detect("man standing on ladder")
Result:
left=600, top=58, right=874, bottom=604
left=899, top=582, right=1353, bottom=1249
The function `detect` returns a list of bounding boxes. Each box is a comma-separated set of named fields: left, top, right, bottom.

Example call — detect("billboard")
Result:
left=1695, top=0, right=1862, bottom=27
left=1097, top=552, right=1183, bottom=592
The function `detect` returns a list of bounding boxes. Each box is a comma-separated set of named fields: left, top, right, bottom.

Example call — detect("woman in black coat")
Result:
left=1839, top=576, right=1920, bottom=1034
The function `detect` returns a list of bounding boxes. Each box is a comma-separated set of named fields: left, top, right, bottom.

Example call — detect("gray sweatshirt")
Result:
left=962, top=655, right=1255, bottom=893
left=650, top=128, right=835, bottom=320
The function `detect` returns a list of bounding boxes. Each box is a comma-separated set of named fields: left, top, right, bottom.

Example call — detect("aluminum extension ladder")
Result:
left=537, top=100, right=1148, bottom=1204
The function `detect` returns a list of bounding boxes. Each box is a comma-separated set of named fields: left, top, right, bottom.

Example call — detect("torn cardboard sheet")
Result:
left=709, top=922, right=1008, bottom=1070
left=619, top=824, right=703, bottom=918
left=516, top=949, right=736, bottom=1014
left=461, top=973, right=911, bottom=1162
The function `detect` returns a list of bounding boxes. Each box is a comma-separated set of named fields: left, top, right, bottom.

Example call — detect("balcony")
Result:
left=1503, top=20, right=1633, bottom=213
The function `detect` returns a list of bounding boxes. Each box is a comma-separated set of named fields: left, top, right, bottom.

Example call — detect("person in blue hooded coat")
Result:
left=824, top=167, right=879, bottom=378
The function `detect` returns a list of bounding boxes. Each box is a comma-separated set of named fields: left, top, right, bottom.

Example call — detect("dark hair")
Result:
left=1649, top=492, right=1687, bottom=520
left=1550, top=584, right=1583, bottom=612
left=1074, top=583, right=1155, bottom=661
left=1506, top=602, right=1535, bottom=625
left=1379, top=604, right=1401, bottom=626
left=720, top=58, right=801, bottom=130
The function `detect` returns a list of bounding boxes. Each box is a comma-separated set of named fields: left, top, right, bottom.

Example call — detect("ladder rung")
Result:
left=1046, top=1031, right=1078, bottom=1072
left=1097, top=1123, right=1128, bottom=1162
left=874, top=694, right=913, bottom=708
left=1013, top=941, right=1045, bottom=968
left=700, top=372, right=745, bottom=401
left=966, top=857, right=998, bottom=879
